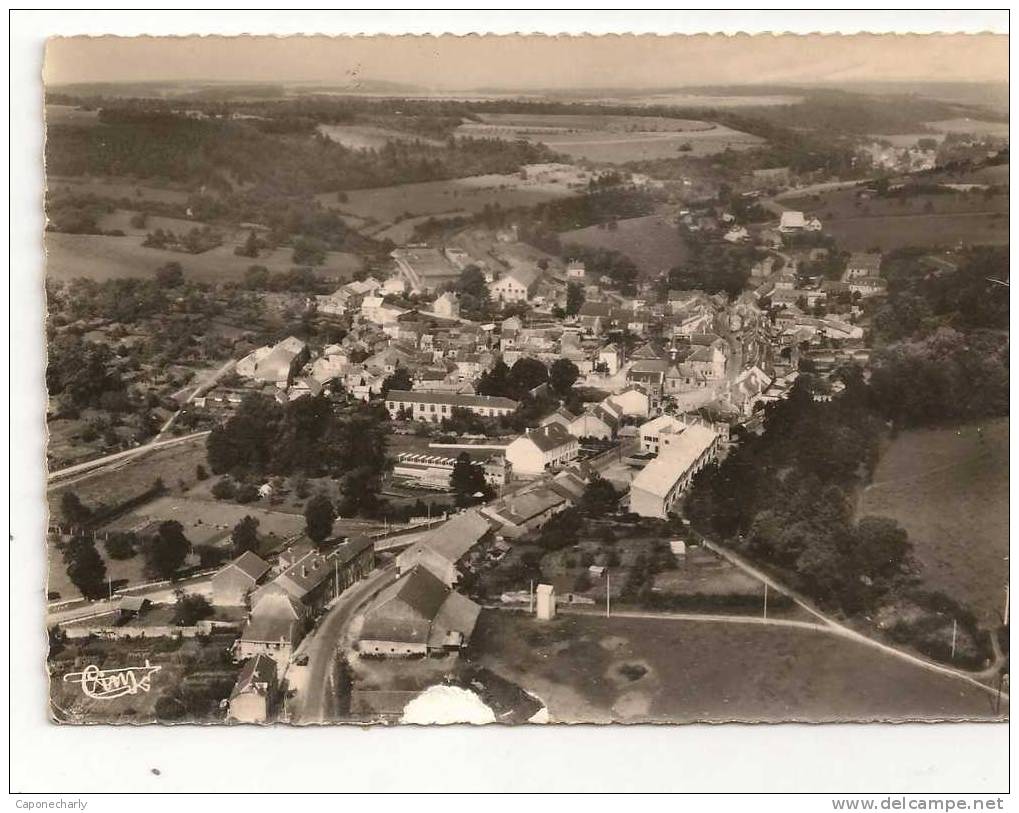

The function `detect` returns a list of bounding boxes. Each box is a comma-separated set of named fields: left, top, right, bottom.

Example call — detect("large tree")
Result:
left=381, top=367, right=413, bottom=398
left=144, top=520, right=190, bottom=580
left=304, top=494, right=336, bottom=547
left=65, top=538, right=108, bottom=600
left=565, top=282, right=585, bottom=316
left=508, top=357, right=548, bottom=398
left=59, top=491, right=93, bottom=527
left=450, top=453, right=491, bottom=506
left=580, top=474, right=619, bottom=517
left=549, top=358, right=580, bottom=396
left=231, top=515, right=261, bottom=556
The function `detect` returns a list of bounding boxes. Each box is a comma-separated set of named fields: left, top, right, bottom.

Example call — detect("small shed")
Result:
left=118, top=596, right=151, bottom=619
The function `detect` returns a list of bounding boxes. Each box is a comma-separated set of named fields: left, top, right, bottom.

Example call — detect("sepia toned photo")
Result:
left=41, top=31, right=1009, bottom=728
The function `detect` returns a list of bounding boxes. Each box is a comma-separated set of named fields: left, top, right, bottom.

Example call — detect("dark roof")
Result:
left=274, top=550, right=335, bottom=600
left=419, top=510, right=492, bottom=564
left=392, top=566, right=449, bottom=618
left=521, top=422, right=575, bottom=453
left=118, top=596, right=150, bottom=614
left=230, top=654, right=277, bottom=701
left=328, top=535, right=374, bottom=567
left=386, top=390, right=518, bottom=410
left=847, top=252, right=882, bottom=272
left=359, top=566, right=451, bottom=645
left=223, top=551, right=271, bottom=582
left=578, top=302, right=613, bottom=318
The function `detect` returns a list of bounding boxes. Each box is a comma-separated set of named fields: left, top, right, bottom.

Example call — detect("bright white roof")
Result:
left=631, top=425, right=718, bottom=498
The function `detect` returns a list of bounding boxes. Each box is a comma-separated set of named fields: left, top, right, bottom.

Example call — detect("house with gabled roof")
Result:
left=396, top=509, right=494, bottom=587
left=212, top=551, right=271, bottom=606
left=226, top=654, right=279, bottom=724
left=358, top=566, right=481, bottom=657
left=490, top=266, right=542, bottom=304
left=505, top=423, right=579, bottom=478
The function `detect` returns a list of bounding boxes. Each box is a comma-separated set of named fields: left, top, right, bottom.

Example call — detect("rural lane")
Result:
left=47, top=430, right=210, bottom=487
left=291, top=563, right=400, bottom=724
left=699, top=537, right=1010, bottom=701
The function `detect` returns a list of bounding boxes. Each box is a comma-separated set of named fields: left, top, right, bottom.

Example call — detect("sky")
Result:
left=44, top=34, right=1009, bottom=90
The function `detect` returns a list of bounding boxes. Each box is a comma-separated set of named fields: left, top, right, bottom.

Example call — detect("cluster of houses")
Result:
left=207, top=535, right=376, bottom=723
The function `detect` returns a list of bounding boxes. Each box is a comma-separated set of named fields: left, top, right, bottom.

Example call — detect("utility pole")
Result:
left=606, top=570, right=611, bottom=618
left=950, top=618, right=957, bottom=660
left=762, top=582, right=768, bottom=620
left=529, top=580, right=534, bottom=614
left=334, top=558, right=339, bottom=599
left=108, top=576, right=113, bottom=602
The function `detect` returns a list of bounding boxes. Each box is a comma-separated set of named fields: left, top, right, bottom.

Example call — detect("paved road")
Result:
left=292, top=564, right=399, bottom=724
left=46, top=572, right=216, bottom=625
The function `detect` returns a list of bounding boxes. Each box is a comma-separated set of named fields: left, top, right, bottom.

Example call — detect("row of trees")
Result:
left=62, top=519, right=193, bottom=599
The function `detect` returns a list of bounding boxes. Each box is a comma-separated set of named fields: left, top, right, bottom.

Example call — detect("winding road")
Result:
left=291, top=563, right=399, bottom=724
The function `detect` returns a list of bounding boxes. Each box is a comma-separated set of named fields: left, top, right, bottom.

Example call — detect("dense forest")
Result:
left=867, top=246, right=1009, bottom=426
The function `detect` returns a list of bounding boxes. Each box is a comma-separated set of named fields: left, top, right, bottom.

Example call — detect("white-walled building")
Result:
left=536, top=584, right=557, bottom=620
left=629, top=425, right=721, bottom=519
left=505, top=423, right=579, bottom=477
left=385, top=390, right=519, bottom=423
left=490, top=266, right=541, bottom=303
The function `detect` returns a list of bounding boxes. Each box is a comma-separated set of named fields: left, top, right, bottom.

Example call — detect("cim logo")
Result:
left=63, top=660, right=162, bottom=700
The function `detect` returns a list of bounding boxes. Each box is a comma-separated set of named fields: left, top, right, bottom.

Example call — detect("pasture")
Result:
left=316, top=123, right=444, bottom=149
left=781, top=186, right=1009, bottom=252
left=45, top=231, right=363, bottom=284
left=823, top=212, right=1008, bottom=253
left=469, top=611, right=1004, bottom=723
left=860, top=419, right=1009, bottom=626
left=319, top=172, right=582, bottom=237
left=456, top=113, right=763, bottom=163
left=927, top=118, right=1010, bottom=137
left=46, top=175, right=191, bottom=205
left=559, top=213, right=690, bottom=277
left=46, top=104, right=102, bottom=127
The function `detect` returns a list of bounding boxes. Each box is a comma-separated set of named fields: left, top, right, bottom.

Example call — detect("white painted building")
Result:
left=505, top=423, right=579, bottom=477
left=629, top=425, right=721, bottom=519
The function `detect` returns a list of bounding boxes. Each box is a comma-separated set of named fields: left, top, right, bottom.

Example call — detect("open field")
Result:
left=95, top=209, right=201, bottom=236
left=860, top=419, right=1009, bottom=626
left=46, top=104, right=102, bottom=127
left=317, top=123, right=444, bottom=149
left=47, top=175, right=192, bottom=205
left=826, top=211, right=1008, bottom=252
left=469, top=611, right=1005, bottom=723
left=926, top=163, right=1010, bottom=186
left=782, top=186, right=1009, bottom=252
left=927, top=118, right=1010, bottom=137
left=457, top=113, right=763, bottom=163
left=560, top=213, right=690, bottom=277
left=589, top=92, right=803, bottom=109
left=48, top=435, right=210, bottom=517
left=45, top=231, right=363, bottom=284
left=318, top=172, right=583, bottom=237
left=868, top=132, right=946, bottom=148
left=104, top=494, right=307, bottom=547
left=822, top=212, right=1008, bottom=252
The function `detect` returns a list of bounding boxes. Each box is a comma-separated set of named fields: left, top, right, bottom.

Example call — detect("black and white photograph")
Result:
left=8, top=9, right=1011, bottom=798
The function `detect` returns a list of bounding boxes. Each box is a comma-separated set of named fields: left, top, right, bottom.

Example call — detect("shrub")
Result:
left=104, top=532, right=137, bottom=560
left=234, top=483, right=259, bottom=504
left=211, top=477, right=236, bottom=500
